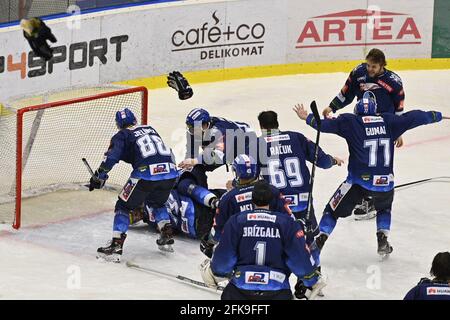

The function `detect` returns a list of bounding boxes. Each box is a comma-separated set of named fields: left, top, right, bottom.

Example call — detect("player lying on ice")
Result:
left=135, top=165, right=227, bottom=252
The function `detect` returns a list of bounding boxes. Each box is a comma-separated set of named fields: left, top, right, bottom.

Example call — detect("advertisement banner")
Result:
left=286, top=0, right=434, bottom=62
left=0, top=0, right=435, bottom=101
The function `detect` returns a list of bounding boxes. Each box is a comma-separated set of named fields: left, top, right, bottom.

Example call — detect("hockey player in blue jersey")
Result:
left=257, top=111, right=342, bottom=298
left=141, top=166, right=226, bottom=250
left=293, top=92, right=448, bottom=258
left=256, top=111, right=342, bottom=246
left=323, top=48, right=406, bottom=219
left=404, top=252, right=450, bottom=300
left=92, top=108, right=178, bottom=262
left=178, top=108, right=256, bottom=172
left=200, top=180, right=325, bottom=300
left=323, top=49, right=405, bottom=122
left=199, top=154, right=291, bottom=258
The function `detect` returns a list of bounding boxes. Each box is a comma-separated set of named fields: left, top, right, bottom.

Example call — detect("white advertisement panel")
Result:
left=286, top=0, right=434, bottom=63
left=0, top=0, right=434, bottom=101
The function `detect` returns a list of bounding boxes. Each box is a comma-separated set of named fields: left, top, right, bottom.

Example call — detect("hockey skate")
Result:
left=97, top=233, right=127, bottom=263
left=377, top=231, right=393, bottom=260
left=354, top=197, right=377, bottom=220
left=157, top=224, right=175, bottom=253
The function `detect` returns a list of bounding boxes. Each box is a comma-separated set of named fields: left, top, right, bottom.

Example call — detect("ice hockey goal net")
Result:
left=0, top=85, right=148, bottom=229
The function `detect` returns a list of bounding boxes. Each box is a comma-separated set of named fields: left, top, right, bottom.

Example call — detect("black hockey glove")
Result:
left=89, top=169, right=108, bottom=191
left=167, top=71, right=193, bottom=100
left=294, top=279, right=310, bottom=299
left=200, top=234, right=215, bottom=258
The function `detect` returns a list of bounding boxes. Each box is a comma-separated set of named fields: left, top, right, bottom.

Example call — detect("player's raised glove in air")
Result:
left=167, top=71, right=193, bottom=100
left=89, top=169, right=109, bottom=191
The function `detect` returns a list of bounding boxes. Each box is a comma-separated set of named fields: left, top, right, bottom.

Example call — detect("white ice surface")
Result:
left=1, top=70, right=450, bottom=299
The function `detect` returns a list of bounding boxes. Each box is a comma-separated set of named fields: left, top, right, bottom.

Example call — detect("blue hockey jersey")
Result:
left=100, top=125, right=178, bottom=181
left=211, top=208, right=317, bottom=291
left=258, top=130, right=335, bottom=212
left=330, top=63, right=405, bottom=115
left=185, top=116, right=255, bottom=169
left=404, top=278, right=450, bottom=300
left=306, top=110, right=442, bottom=191
left=152, top=190, right=198, bottom=238
left=211, top=181, right=291, bottom=242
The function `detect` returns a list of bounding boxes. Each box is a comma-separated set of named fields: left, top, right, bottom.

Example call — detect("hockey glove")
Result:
left=295, top=269, right=327, bottom=300
left=89, top=169, right=108, bottom=191
left=199, top=259, right=227, bottom=289
left=167, top=71, right=193, bottom=100
left=200, top=233, right=216, bottom=258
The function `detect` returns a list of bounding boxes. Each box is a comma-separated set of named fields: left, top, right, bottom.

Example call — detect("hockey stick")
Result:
left=355, top=176, right=450, bottom=221
left=125, top=261, right=225, bottom=293
left=395, top=176, right=450, bottom=189
left=82, top=158, right=95, bottom=177
left=305, top=101, right=321, bottom=231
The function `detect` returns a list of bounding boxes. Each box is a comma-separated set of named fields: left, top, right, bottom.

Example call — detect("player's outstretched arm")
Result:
left=293, top=103, right=343, bottom=135
left=293, top=103, right=308, bottom=120
left=394, top=136, right=404, bottom=148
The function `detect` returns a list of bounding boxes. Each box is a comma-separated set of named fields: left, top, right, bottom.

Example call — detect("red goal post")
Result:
left=0, top=86, right=148, bottom=229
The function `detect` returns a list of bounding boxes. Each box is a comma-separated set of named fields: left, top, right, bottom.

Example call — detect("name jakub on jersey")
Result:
left=242, top=225, right=281, bottom=238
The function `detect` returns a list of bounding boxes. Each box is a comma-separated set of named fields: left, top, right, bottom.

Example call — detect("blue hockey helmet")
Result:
left=115, top=107, right=137, bottom=129
left=186, top=108, right=210, bottom=135
left=354, top=91, right=377, bottom=116
left=232, top=154, right=259, bottom=181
